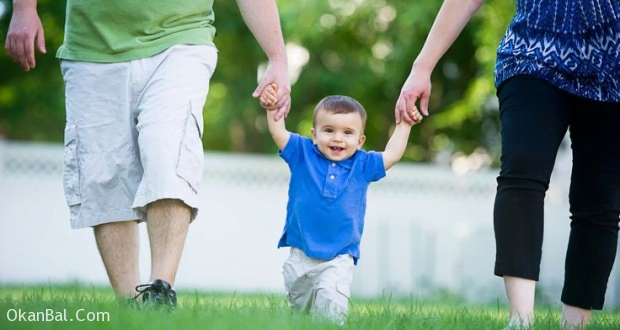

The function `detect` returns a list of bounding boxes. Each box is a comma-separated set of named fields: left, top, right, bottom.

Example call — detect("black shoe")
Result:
left=134, top=279, right=177, bottom=310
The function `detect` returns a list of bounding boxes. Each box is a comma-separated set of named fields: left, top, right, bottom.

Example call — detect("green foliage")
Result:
left=0, top=0, right=516, bottom=164
left=0, top=0, right=66, bottom=142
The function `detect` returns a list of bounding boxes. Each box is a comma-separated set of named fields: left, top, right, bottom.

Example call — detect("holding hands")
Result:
left=406, top=102, right=424, bottom=125
left=253, top=64, right=290, bottom=120
left=259, top=83, right=279, bottom=110
left=259, top=83, right=290, bottom=151
left=262, top=83, right=423, bottom=125
left=395, top=66, right=431, bottom=125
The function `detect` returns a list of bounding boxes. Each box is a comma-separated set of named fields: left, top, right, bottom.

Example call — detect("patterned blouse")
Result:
left=495, top=0, right=620, bottom=102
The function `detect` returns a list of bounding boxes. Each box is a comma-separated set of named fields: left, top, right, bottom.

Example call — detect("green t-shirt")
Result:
left=56, top=0, right=216, bottom=62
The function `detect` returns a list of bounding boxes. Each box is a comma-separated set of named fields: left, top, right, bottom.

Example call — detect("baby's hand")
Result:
left=260, top=83, right=278, bottom=110
left=409, top=106, right=423, bottom=125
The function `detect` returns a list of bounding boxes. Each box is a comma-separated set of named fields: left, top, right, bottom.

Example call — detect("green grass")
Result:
left=1, top=284, right=619, bottom=329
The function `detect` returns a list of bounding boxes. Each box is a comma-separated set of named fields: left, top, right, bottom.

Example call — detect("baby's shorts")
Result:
left=282, top=247, right=354, bottom=325
left=60, top=44, right=218, bottom=229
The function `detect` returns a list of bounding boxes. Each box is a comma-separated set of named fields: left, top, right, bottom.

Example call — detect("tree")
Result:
left=0, top=0, right=515, bottom=165
left=0, top=0, right=66, bottom=142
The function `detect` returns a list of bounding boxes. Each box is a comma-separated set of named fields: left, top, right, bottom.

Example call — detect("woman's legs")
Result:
left=561, top=98, right=620, bottom=327
left=494, top=77, right=571, bottom=326
left=503, top=276, right=536, bottom=326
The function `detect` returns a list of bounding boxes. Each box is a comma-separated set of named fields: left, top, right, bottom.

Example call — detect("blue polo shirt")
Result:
left=277, top=133, right=386, bottom=264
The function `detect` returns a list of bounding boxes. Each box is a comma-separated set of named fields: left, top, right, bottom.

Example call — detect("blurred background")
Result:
left=0, top=0, right=512, bottom=162
left=1, top=0, right=619, bottom=309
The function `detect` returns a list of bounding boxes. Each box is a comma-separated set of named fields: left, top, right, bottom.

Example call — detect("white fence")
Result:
left=0, top=140, right=618, bottom=309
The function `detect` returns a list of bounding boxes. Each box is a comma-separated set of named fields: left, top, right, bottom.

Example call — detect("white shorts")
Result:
left=60, top=44, right=218, bottom=229
left=282, top=247, right=354, bottom=325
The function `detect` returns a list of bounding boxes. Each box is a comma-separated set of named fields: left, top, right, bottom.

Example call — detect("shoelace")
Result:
left=133, top=283, right=159, bottom=301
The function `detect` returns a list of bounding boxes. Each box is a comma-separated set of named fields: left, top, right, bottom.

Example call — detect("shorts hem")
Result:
left=133, top=192, right=199, bottom=222
left=70, top=209, right=142, bottom=229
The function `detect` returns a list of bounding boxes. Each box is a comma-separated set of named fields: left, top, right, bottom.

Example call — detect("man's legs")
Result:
left=129, top=45, right=216, bottom=308
left=94, top=199, right=190, bottom=301
left=94, top=221, right=140, bottom=298
left=146, top=199, right=191, bottom=285
left=62, top=59, right=142, bottom=298
left=61, top=46, right=216, bottom=304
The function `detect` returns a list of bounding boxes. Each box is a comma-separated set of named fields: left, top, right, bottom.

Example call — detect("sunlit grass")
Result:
left=0, top=284, right=619, bottom=329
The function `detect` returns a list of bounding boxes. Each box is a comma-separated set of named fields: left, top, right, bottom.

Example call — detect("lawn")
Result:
left=1, top=284, right=619, bottom=329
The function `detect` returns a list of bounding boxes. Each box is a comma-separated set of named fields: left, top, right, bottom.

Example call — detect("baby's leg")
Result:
left=282, top=248, right=354, bottom=325
left=311, top=254, right=354, bottom=325
left=282, top=248, right=315, bottom=312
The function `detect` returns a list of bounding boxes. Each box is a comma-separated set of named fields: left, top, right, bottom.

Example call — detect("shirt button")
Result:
left=331, top=163, right=336, bottom=167
left=330, top=175, right=335, bottom=179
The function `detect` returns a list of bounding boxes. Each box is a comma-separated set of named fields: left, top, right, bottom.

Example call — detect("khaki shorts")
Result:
left=60, top=44, right=218, bottom=229
left=282, top=247, right=354, bottom=325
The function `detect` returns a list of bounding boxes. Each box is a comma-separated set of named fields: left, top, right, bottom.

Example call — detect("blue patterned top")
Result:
left=495, top=0, right=620, bottom=102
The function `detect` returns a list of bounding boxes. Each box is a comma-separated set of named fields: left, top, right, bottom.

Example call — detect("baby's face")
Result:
left=311, top=110, right=366, bottom=162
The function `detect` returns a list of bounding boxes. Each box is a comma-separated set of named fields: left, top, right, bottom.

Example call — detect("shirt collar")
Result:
left=312, top=143, right=357, bottom=169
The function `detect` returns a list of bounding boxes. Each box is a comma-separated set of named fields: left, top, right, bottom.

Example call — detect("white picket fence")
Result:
left=0, top=140, right=618, bottom=309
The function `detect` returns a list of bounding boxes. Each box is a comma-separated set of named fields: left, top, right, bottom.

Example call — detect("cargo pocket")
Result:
left=176, top=100, right=205, bottom=193
left=336, top=282, right=350, bottom=300
left=63, top=124, right=81, bottom=206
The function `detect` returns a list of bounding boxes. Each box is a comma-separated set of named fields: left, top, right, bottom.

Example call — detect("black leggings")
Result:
left=493, top=76, right=620, bottom=310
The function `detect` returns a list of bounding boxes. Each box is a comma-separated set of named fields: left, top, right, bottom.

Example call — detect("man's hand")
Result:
left=253, top=61, right=291, bottom=120
left=5, top=2, right=47, bottom=72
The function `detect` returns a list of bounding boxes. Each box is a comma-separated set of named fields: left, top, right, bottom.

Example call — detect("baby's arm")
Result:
left=261, top=84, right=290, bottom=150
left=382, top=107, right=422, bottom=170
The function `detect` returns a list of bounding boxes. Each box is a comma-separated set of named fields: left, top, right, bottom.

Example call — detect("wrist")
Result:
left=266, top=51, right=288, bottom=66
left=397, top=121, right=414, bottom=129
left=411, top=60, right=434, bottom=76
left=13, top=0, right=38, bottom=11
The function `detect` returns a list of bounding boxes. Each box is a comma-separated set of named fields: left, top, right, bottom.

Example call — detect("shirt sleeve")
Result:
left=279, top=133, right=303, bottom=167
left=363, top=150, right=386, bottom=182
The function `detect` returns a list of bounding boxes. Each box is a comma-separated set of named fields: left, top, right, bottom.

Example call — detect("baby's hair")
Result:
left=313, top=95, right=367, bottom=129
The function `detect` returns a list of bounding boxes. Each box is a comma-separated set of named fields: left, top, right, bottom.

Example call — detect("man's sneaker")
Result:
left=134, top=279, right=177, bottom=310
